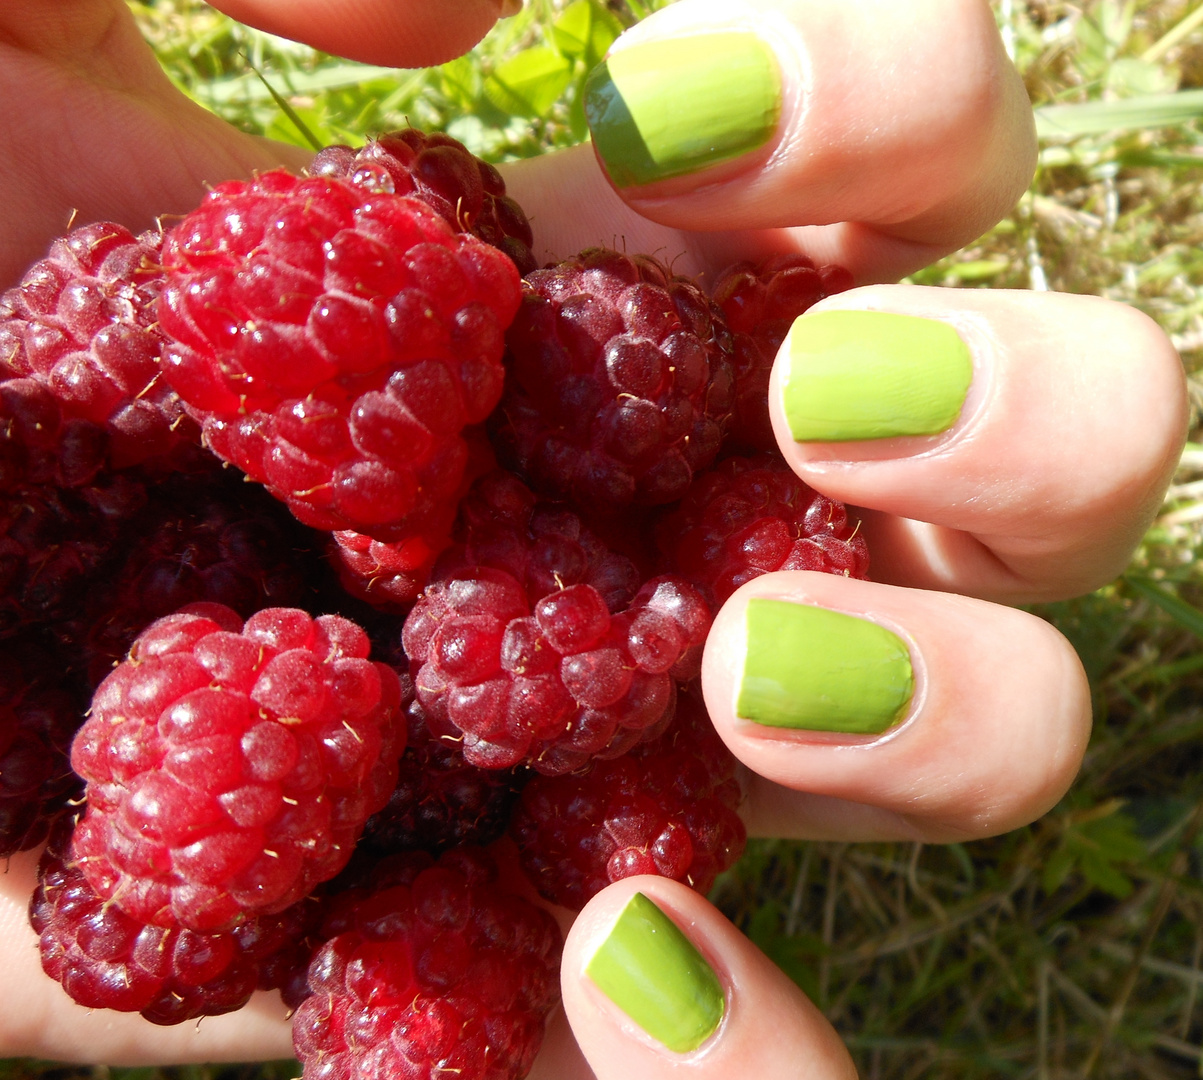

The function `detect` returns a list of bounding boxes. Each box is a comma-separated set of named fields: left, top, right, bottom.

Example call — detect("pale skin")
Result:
left=0, top=1, right=1188, bottom=1076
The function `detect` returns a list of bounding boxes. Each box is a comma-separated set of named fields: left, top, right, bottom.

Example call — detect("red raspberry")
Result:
left=311, top=128, right=538, bottom=276
left=69, top=604, right=404, bottom=931
left=657, top=456, right=870, bottom=606
left=31, top=829, right=323, bottom=1025
left=493, top=248, right=735, bottom=507
left=404, top=566, right=709, bottom=775
left=510, top=689, right=745, bottom=909
left=360, top=674, right=528, bottom=856
left=157, top=169, right=521, bottom=541
left=712, top=255, right=854, bottom=452
left=0, top=377, right=108, bottom=491
left=291, top=847, right=561, bottom=1080
left=66, top=469, right=323, bottom=686
left=0, top=640, right=87, bottom=857
left=0, top=222, right=200, bottom=469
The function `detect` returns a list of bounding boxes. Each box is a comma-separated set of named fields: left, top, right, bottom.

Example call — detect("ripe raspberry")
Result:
left=493, top=247, right=735, bottom=507
left=361, top=674, right=528, bottom=855
left=31, top=829, right=323, bottom=1025
left=292, top=847, right=561, bottom=1080
left=0, top=222, right=200, bottom=469
left=712, top=255, right=853, bottom=452
left=657, top=456, right=870, bottom=607
left=0, top=377, right=108, bottom=491
left=0, top=640, right=87, bottom=857
left=404, top=566, right=709, bottom=775
left=67, top=468, right=323, bottom=685
left=311, top=128, right=538, bottom=276
left=510, top=689, right=745, bottom=910
left=69, top=604, right=404, bottom=931
left=157, top=169, right=521, bottom=541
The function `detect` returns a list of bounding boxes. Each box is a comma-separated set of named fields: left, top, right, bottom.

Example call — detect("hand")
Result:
left=0, top=1, right=1188, bottom=1077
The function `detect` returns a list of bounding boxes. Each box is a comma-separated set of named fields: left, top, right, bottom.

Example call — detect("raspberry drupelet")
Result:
left=657, top=455, right=870, bottom=607
left=291, top=847, right=562, bottom=1080
left=493, top=247, right=736, bottom=508
left=69, top=603, right=404, bottom=931
left=156, top=169, right=521, bottom=542
left=0, top=222, right=200, bottom=470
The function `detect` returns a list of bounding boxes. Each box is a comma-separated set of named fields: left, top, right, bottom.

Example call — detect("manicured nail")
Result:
left=782, top=310, right=973, bottom=442
left=586, top=892, right=725, bottom=1053
left=738, top=598, right=914, bottom=734
left=584, top=32, right=782, bottom=188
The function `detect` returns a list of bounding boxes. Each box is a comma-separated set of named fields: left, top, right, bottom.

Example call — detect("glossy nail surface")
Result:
left=738, top=598, right=914, bottom=734
left=584, top=32, right=781, bottom=188
left=782, top=310, right=973, bottom=442
left=586, top=892, right=725, bottom=1053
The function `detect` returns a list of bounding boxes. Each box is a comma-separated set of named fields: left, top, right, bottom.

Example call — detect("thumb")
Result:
left=560, top=877, right=856, bottom=1078
left=206, top=0, right=521, bottom=67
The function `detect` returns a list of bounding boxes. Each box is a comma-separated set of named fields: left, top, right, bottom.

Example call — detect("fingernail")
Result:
left=498, top=0, right=523, bottom=16
left=586, top=892, right=725, bottom=1053
left=584, top=31, right=782, bottom=188
left=782, top=310, right=973, bottom=442
left=737, top=598, right=913, bottom=734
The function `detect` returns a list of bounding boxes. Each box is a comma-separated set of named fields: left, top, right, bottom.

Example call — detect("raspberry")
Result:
left=67, top=468, right=323, bottom=686
left=31, top=828, right=323, bottom=1025
left=712, top=255, right=853, bottom=452
left=492, top=248, right=735, bottom=507
left=510, top=689, right=745, bottom=909
left=0, top=640, right=87, bottom=857
left=291, top=847, right=561, bottom=1080
left=157, top=169, right=521, bottom=541
left=360, top=675, right=528, bottom=855
left=0, top=222, right=200, bottom=469
left=0, top=377, right=108, bottom=491
left=69, top=604, right=404, bottom=931
left=311, top=128, right=538, bottom=276
left=404, top=566, right=709, bottom=775
left=657, top=456, right=870, bottom=606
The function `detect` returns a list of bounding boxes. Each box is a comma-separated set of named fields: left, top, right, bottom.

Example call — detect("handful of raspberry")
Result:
left=0, top=129, right=861, bottom=1080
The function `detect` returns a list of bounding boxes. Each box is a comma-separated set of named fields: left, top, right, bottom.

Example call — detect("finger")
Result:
left=573, top=0, right=1034, bottom=280
left=207, top=0, right=519, bottom=68
left=562, top=877, right=855, bottom=1079
left=766, top=286, right=1189, bottom=603
left=0, top=848, right=293, bottom=1064
left=701, top=572, right=1092, bottom=843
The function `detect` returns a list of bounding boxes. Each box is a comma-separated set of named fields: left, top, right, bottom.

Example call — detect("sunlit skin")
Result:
left=0, top=2, right=1187, bottom=1077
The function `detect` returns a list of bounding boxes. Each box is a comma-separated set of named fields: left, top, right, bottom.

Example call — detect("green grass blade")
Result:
left=1125, top=576, right=1203, bottom=639
left=1035, top=89, right=1203, bottom=138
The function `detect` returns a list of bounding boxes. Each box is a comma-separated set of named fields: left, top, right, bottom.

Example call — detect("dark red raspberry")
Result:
left=712, top=254, right=854, bottom=452
left=510, top=689, right=745, bottom=910
left=292, top=847, right=561, bottom=1080
left=157, top=169, right=521, bottom=541
left=404, top=565, right=709, bottom=775
left=657, top=456, right=870, bottom=607
left=69, top=604, right=404, bottom=931
left=0, top=377, right=108, bottom=491
left=0, top=640, right=87, bottom=857
left=31, top=829, right=323, bottom=1025
left=0, top=222, right=200, bottom=469
left=493, top=247, right=735, bottom=508
left=311, top=128, right=538, bottom=276
left=361, top=673, right=528, bottom=855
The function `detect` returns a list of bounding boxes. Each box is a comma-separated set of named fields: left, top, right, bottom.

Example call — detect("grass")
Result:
left=8, top=1, right=1203, bottom=1077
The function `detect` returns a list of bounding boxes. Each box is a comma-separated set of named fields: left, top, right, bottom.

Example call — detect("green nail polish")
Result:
left=586, top=892, right=725, bottom=1053
left=782, top=310, right=973, bottom=442
left=584, top=32, right=782, bottom=188
left=738, top=599, right=914, bottom=734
